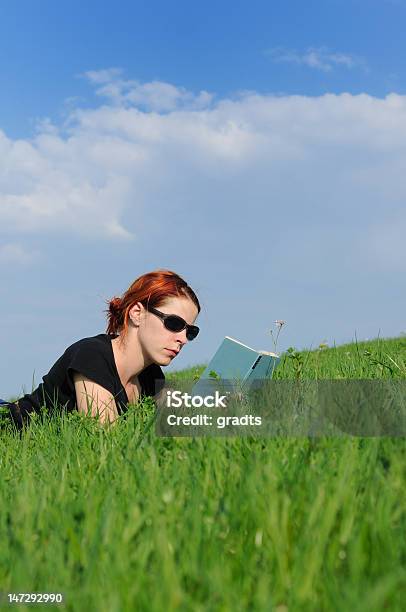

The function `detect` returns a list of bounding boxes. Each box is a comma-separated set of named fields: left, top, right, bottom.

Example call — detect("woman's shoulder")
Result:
left=53, top=334, right=115, bottom=376
left=62, top=333, right=113, bottom=357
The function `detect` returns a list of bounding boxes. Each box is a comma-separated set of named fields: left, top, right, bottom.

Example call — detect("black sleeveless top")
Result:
left=7, top=333, right=165, bottom=430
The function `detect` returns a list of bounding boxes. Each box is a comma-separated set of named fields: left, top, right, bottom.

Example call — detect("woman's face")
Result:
left=133, top=296, right=199, bottom=366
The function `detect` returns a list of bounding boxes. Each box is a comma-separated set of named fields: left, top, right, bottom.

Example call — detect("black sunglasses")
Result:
left=148, top=306, right=200, bottom=341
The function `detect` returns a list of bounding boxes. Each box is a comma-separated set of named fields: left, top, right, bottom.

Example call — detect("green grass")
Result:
left=166, top=335, right=406, bottom=382
left=0, top=335, right=405, bottom=611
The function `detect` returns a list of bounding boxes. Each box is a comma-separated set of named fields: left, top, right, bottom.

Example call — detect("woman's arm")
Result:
left=72, top=371, right=120, bottom=425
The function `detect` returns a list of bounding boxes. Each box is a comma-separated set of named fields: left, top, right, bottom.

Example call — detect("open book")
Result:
left=191, top=336, right=280, bottom=397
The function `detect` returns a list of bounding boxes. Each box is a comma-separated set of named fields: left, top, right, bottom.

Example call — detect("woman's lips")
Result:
left=164, top=348, right=178, bottom=356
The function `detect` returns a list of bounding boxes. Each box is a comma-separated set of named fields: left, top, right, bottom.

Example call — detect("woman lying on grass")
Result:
left=1, top=269, right=200, bottom=431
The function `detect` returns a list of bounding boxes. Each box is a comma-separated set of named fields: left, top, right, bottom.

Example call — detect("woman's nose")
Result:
left=175, top=328, right=188, bottom=344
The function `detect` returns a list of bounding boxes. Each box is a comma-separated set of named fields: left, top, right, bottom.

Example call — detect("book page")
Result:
left=225, top=336, right=278, bottom=357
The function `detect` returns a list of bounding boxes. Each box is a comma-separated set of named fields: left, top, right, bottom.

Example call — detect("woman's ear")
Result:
left=129, top=302, right=143, bottom=326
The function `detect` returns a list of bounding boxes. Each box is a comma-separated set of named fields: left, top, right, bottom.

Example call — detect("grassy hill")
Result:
left=0, top=335, right=405, bottom=611
left=167, top=334, right=406, bottom=382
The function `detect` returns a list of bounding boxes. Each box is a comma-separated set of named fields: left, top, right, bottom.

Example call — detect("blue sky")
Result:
left=1, top=0, right=405, bottom=397
left=1, top=0, right=405, bottom=138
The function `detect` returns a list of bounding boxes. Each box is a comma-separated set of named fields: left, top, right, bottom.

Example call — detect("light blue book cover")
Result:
left=191, top=336, right=280, bottom=397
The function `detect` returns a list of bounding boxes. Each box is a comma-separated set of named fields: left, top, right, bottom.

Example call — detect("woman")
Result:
left=1, top=269, right=200, bottom=431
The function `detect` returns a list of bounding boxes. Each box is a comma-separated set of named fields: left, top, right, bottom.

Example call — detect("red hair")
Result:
left=105, top=269, right=200, bottom=342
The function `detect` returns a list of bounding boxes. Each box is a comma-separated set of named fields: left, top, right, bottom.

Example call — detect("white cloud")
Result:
left=267, top=46, right=367, bottom=72
left=84, top=67, right=124, bottom=84
left=0, top=242, right=40, bottom=265
left=83, top=69, right=214, bottom=111
left=0, top=73, right=405, bottom=274
left=0, top=126, right=135, bottom=240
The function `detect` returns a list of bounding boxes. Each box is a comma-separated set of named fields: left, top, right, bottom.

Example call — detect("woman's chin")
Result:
left=155, top=353, right=173, bottom=366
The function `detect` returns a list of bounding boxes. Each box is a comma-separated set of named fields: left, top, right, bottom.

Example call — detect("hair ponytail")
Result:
left=106, top=296, right=125, bottom=335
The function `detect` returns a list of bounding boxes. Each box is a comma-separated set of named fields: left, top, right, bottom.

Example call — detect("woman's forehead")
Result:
left=159, top=296, right=198, bottom=317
